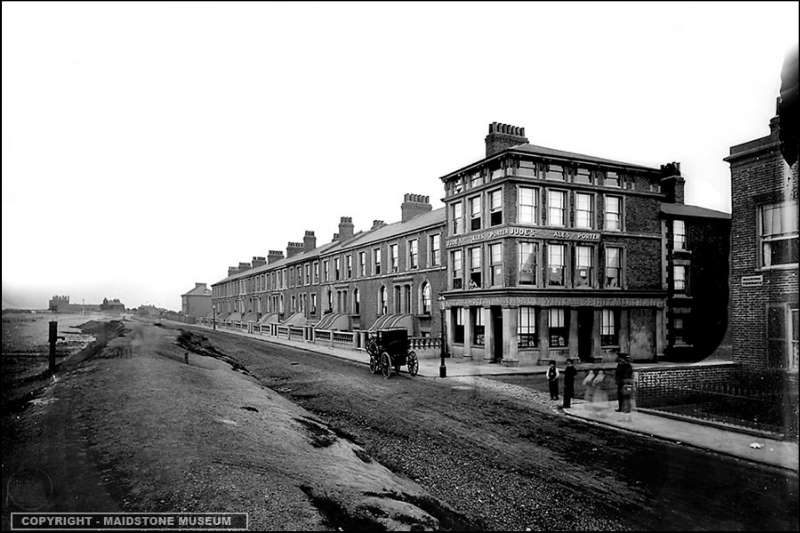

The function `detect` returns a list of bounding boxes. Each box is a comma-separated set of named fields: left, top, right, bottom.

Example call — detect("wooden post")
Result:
left=48, top=321, right=57, bottom=374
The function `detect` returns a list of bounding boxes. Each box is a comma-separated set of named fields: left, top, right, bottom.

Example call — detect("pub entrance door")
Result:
left=491, top=306, right=503, bottom=362
left=577, top=308, right=594, bottom=362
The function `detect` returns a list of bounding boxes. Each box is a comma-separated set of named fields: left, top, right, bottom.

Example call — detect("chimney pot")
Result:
left=485, top=121, right=529, bottom=157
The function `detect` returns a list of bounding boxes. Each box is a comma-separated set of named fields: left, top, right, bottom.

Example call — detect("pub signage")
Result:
left=446, top=226, right=601, bottom=248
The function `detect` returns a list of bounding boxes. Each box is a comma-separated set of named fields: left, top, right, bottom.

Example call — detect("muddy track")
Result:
left=184, top=325, right=799, bottom=531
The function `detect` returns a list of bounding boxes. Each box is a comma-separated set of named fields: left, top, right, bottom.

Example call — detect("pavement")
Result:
left=185, top=321, right=799, bottom=473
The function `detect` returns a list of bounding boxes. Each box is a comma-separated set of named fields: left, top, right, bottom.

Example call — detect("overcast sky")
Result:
left=2, top=1, right=797, bottom=310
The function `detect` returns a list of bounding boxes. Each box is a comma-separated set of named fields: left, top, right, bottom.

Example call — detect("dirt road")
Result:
left=192, top=326, right=799, bottom=531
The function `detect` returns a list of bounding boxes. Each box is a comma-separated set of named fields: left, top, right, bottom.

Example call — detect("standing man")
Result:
left=562, top=359, right=577, bottom=408
left=615, top=353, right=633, bottom=412
left=545, top=360, right=560, bottom=400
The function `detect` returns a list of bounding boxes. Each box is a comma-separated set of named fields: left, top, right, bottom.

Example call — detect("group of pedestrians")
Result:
left=544, top=354, right=634, bottom=414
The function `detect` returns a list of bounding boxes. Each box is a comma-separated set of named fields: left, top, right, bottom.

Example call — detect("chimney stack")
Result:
left=332, top=232, right=340, bottom=241
left=252, top=256, right=266, bottom=268
left=228, top=266, right=240, bottom=276
left=303, top=230, right=317, bottom=252
left=195, top=282, right=207, bottom=290
left=238, top=261, right=252, bottom=272
left=286, top=242, right=304, bottom=258
left=371, top=219, right=386, bottom=230
left=485, top=122, right=529, bottom=157
left=400, top=193, right=432, bottom=222
left=267, top=250, right=284, bottom=264
left=338, top=216, right=354, bottom=241
left=660, top=161, right=685, bottom=205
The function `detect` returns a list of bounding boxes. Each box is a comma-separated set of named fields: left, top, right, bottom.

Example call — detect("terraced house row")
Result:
left=210, top=122, right=730, bottom=365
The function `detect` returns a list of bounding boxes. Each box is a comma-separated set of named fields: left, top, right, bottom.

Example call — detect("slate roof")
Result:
left=660, top=203, right=731, bottom=220
left=182, top=285, right=212, bottom=297
left=212, top=208, right=445, bottom=286
left=440, top=142, right=660, bottom=180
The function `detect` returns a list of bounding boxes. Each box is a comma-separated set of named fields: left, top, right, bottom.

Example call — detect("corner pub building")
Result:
left=211, top=122, right=729, bottom=366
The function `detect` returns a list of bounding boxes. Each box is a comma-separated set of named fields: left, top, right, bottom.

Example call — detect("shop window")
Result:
left=601, top=309, right=619, bottom=346
left=547, top=190, right=566, bottom=227
left=575, top=193, right=593, bottom=229
left=470, top=196, right=482, bottom=231
left=518, top=242, right=537, bottom=286
left=604, top=196, right=622, bottom=231
left=605, top=247, right=622, bottom=288
left=673, top=220, right=687, bottom=251
left=454, top=308, right=465, bottom=344
left=489, top=243, right=502, bottom=286
left=518, top=306, right=538, bottom=347
left=451, top=250, right=463, bottom=289
left=759, top=201, right=799, bottom=268
left=547, top=243, right=565, bottom=286
left=489, top=189, right=503, bottom=226
left=469, top=247, right=482, bottom=288
left=473, top=309, right=485, bottom=345
left=518, top=186, right=538, bottom=225
left=549, top=308, right=568, bottom=347
left=574, top=245, right=593, bottom=287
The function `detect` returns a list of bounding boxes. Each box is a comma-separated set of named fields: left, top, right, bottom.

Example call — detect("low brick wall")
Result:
left=635, top=362, right=740, bottom=407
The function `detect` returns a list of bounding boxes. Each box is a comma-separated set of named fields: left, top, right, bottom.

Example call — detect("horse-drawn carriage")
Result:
left=365, top=328, right=419, bottom=378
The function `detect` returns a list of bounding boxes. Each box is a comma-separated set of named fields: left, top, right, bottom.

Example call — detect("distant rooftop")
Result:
left=660, top=203, right=730, bottom=220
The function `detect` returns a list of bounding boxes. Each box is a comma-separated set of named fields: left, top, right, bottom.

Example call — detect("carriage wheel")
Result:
left=407, top=351, right=419, bottom=377
left=381, top=352, right=392, bottom=379
left=369, top=354, right=379, bottom=374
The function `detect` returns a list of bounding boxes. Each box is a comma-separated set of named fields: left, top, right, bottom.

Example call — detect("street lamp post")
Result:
left=438, top=295, right=447, bottom=378
left=212, top=304, right=217, bottom=331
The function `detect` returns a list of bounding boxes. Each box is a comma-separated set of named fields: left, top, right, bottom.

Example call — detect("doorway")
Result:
left=491, top=306, right=503, bottom=362
left=577, top=308, right=593, bottom=362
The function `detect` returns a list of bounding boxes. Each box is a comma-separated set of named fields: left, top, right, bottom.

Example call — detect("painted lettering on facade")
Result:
left=446, top=227, right=600, bottom=248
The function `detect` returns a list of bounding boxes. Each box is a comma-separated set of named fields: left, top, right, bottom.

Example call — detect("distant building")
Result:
left=99, top=298, right=125, bottom=313
left=725, top=111, right=798, bottom=371
left=182, top=282, right=212, bottom=319
left=48, top=295, right=100, bottom=313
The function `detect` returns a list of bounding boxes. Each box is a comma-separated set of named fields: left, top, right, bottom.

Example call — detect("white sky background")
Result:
left=2, top=1, right=798, bottom=310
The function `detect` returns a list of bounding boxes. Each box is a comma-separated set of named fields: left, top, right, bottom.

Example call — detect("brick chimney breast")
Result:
left=267, top=250, right=284, bottom=264
left=286, top=242, right=304, bottom=258
left=303, top=230, right=317, bottom=252
left=401, top=193, right=432, bottom=222
left=660, top=161, right=685, bottom=205
left=485, top=122, right=529, bottom=157
left=338, top=217, right=354, bottom=241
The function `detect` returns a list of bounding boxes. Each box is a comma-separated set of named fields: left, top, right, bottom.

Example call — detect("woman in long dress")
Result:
left=592, top=369, right=609, bottom=417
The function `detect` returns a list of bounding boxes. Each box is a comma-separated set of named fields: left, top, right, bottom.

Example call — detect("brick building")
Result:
left=725, top=114, right=799, bottom=371
left=211, top=122, right=730, bottom=365
left=212, top=196, right=446, bottom=340
left=181, top=282, right=212, bottom=319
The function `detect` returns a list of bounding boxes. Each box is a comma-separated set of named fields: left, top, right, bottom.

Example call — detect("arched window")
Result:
left=421, top=282, right=431, bottom=314
left=353, top=289, right=360, bottom=314
left=379, top=286, right=387, bottom=316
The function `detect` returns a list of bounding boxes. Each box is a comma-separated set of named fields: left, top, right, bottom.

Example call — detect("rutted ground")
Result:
left=2, top=320, right=465, bottom=531
left=190, top=325, right=799, bottom=531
